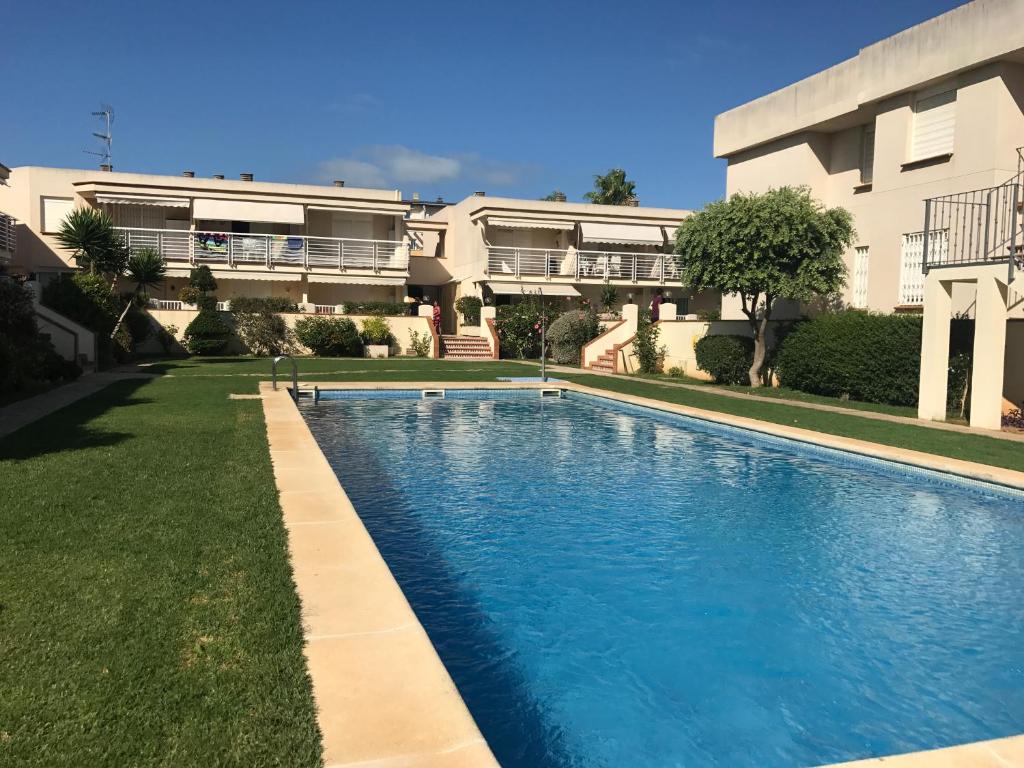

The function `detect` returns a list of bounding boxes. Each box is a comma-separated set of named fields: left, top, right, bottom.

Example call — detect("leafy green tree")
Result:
left=675, top=187, right=853, bottom=386
left=583, top=169, right=636, bottom=206
left=56, top=208, right=128, bottom=277
left=189, top=265, right=218, bottom=294
left=540, top=190, right=564, bottom=202
left=111, top=248, right=166, bottom=340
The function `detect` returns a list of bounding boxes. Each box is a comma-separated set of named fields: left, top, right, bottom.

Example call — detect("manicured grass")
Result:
left=0, top=376, right=322, bottom=767
left=555, top=372, right=1024, bottom=473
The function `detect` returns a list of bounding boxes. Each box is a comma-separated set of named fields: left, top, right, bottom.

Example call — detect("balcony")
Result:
left=0, top=212, right=15, bottom=264
left=486, top=246, right=679, bottom=283
left=117, top=228, right=409, bottom=274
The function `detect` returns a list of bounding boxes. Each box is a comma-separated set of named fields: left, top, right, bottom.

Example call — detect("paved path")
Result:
left=528, top=362, right=1024, bottom=443
left=0, top=372, right=155, bottom=441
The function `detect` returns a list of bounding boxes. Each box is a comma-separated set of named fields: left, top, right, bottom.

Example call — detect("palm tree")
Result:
left=111, top=248, right=166, bottom=340
left=56, top=208, right=129, bottom=277
left=583, top=169, right=637, bottom=206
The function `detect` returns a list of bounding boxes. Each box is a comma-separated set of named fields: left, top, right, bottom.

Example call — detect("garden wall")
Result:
left=140, top=309, right=436, bottom=358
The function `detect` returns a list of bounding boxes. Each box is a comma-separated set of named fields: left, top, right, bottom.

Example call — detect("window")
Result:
left=910, top=89, right=956, bottom=162
left=852, top=246, right=869, bottom=308
left=41, top=197, right=74, bottom=234
left=859, top=125, right=875, bottom=185
left=900, top=234, right=926, bottom=305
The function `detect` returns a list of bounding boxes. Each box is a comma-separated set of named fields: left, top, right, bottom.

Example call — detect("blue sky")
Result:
left=3, top=0, right=963, bottom=209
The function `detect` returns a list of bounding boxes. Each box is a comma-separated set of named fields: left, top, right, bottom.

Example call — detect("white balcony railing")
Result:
left=117, top=228, right=409, bottom=273
left=486, top=246, right=679, bottom=283
left=0, top=212, right=16, bottom=260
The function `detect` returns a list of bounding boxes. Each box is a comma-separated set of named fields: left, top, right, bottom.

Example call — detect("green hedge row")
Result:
left=340, top=301, right=408, bottom=316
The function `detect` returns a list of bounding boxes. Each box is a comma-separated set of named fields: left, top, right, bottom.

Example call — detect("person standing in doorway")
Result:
left=650, top=288, right=664, bottom=322
left=432, top=300, right=442, bottom=334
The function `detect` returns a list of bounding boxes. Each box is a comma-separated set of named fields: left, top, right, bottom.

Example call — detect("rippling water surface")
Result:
left=300, top=393, right=1024, bottom=767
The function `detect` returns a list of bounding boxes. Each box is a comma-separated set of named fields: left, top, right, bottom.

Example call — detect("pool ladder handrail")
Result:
left=272, top=355, right=299, bottom=402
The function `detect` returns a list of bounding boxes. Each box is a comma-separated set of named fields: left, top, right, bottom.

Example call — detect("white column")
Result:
left=660, top=302, right=678, bottom=321
left=969, top=274, right=1009, bottom=430
left=917, top=274, right=953, bottom=422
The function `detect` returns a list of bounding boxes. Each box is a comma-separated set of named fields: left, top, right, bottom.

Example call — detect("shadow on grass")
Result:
left=0, top=380, right=150, bottom=462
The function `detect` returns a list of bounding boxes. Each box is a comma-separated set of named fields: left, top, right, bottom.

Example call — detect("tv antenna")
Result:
left=84, top=105, right=114, bottom=169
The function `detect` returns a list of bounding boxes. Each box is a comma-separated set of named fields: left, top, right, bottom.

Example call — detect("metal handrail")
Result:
left=272, top=355, right=298, bottom=402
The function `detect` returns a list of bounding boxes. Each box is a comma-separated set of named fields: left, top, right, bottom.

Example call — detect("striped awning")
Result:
left=488, top=217, right=575, bottom=231
left=95, top=194, right=190, bottom=208
left=579, top=221, right=664, bottom=246
left=307, top=274, right=406, bottom=286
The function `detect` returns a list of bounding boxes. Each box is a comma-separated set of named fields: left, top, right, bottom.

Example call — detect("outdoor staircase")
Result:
left=440, top=334, right=493, bottom=360
left=589, top=347, right=617, bottom=373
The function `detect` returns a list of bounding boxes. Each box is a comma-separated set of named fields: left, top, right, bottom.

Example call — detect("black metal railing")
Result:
left=922, top=148, right=1023, bottom=284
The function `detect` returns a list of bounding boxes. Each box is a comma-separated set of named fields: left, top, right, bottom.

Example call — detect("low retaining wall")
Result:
left=141, top=309, right=438, bottom=358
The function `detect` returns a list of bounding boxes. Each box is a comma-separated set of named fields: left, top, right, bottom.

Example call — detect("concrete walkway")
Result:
left=0, top=371, right=156, bottom=441
left=530, top=362, right=1024, bottom=444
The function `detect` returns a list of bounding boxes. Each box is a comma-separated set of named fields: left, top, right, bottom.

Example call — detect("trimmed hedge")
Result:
left=229, top=296, right=299, bottom=314
left=293, top=316, right=361, bottom=356
left=775, top=311, right=924, bottom=405
left=341, top=301, right=407, bottom=316
left=183, top=309, right=231, bottom=356
left=695, top=334, right=753, bottom=385
left=0, top=278, right=81, bottom=393
left=546, top=309, right=599, bottom=365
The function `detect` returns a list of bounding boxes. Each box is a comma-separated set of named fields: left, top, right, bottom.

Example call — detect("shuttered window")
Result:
left=41, top=197, right=74, bottom=234
left=859, top=125, right=875, bottom=185
left=910, top=89, right=956, bottom=162
left=852, top=247, right=869, bottom=308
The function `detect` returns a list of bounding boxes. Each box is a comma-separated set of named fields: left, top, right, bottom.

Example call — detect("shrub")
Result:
left=546, top=309, right=599, bottom=365
left=1004, top=409, right=1024, bottom=430
left=124, top=306, right=153, bottom=349
left=633, top=312, right=665, bottom=374
left=183, top=309, right=231, bottom=355
left=231, top=307, right=292, bottom=356
left=157, top=324, right=178, bottom=355
left=195, top=295, right=218, bottom=311
left=360, top=315, right=395, bottom=346
left=695, top=334, right=754, bottom=384
left=229, top=296, right=299, bottom=314
left=600, top=283, right=619, bottom=311
left=667, top=366, right=684, bottom=378
left=408, top=329, right=432, bottom=357
left=189, top=265, right=218, bottom=293
left=41, top=272, right=120, bottom=336
left=0, top=278, right=81, bottom=393
left=775, top=311, right=923, bottom=405
left=454, top=295, right=482, bottom=326
left=495, top=301, right=558, bottom=359
left=178, top=286, right=202, bottom=305
left=341, top=301, right=406, bottom=316
left=293, top=316, right=361, bottom=356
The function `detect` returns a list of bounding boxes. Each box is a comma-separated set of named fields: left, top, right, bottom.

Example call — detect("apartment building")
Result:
left=713, top=0, right=1024, bottom=429
left=0, top=167, right=427, bottom=314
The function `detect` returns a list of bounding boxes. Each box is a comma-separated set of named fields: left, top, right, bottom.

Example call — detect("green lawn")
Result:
left=0, top=375, right=321, bottom=767
left=1, top=355, right=1019, bottom=765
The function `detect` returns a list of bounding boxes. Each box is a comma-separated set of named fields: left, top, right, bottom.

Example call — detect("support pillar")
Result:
left=917, top=275, right=953, bottom=422
left=968, top=275, right=1009, bottom=430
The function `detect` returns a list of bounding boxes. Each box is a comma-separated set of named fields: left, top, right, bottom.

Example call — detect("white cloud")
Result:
left=316, top=145, right=531, bottom=191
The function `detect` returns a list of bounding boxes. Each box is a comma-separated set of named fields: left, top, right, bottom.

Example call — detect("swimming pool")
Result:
left=300, top=390, right=1024, bottom=767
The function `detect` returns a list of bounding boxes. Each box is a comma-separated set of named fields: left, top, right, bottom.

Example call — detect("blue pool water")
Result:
left=300, top=391, right=1024, bottom=767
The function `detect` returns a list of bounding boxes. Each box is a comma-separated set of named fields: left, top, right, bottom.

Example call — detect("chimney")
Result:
left=625, top=195, right=639, bottom=207
left=213, top=174, right=224, bottom=180
left=412, top=192, right=420, bottom=201
left=553, top=191, right=566, bottom=202
left=333, top=179, right=345, bottom=187
left=100, top=163, right=112, bottom=172
left=240, top=172, right=254, bottom=181
left=474, top=190, right=486, bottom=196
left=182, top=170, right=195, bottom=178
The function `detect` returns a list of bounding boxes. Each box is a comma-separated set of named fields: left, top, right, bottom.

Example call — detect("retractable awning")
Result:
left=487, top=217, right=575, bottom=231
left=486, top=281, right=580, bottom=297
left=663, top=226, right=679, bottom=244
left=95, top=194, right=190, bottom=208
left=579, top=221, right=664, bottom=246
left=208, top=270, right=302, bottom=282
left=307, top=274, right=406, bottom=286
left=193, top=198, right=305, bottom=225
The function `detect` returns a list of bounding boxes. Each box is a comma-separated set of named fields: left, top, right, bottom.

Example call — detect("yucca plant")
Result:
left=56, top=208, right=129, bottom=277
